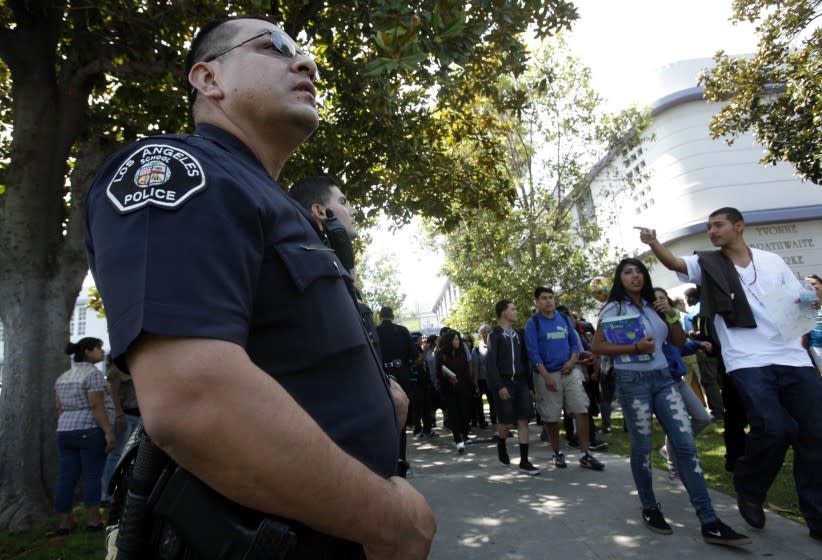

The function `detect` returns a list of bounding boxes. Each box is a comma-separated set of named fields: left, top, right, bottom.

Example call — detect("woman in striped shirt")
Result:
left=54, top=337, right=114, bottom=535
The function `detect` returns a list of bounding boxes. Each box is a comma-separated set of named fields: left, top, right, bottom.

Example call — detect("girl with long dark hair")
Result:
left=592, top=258, right=749, bottom=547
left=435, top=329, right=472, bottom=454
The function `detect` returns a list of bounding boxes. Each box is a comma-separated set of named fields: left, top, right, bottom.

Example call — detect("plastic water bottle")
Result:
left=799, top=280, right=818, bottom=322
left=800, top=280, right=818, bottom=304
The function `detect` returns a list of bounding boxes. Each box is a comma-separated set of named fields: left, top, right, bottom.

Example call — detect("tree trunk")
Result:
left=0, top=277, right=80, bottom=531
left=0, top=32, right=105, bottom=526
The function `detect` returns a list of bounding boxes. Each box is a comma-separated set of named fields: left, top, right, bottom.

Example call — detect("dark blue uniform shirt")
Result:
left=84, top=124, right=399, bottom=478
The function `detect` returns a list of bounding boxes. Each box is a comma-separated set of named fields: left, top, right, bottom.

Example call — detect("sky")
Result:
left=366, top=0, right=761, bottom=314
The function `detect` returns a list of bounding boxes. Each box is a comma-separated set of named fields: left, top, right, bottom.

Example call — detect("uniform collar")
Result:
left=193, top=123, right=269, bottom=175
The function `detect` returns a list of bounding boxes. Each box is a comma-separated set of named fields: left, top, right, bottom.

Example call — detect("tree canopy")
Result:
left=357, top=250, right=407, bottom=318
left=437, top=37, right=649, bottom=332
left=699, top=0, right=821, bottom=184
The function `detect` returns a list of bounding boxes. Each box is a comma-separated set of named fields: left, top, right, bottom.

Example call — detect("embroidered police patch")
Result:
left=106, top=143, right=206, bottom=213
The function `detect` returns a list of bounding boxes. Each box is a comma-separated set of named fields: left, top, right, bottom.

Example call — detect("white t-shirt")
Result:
left=678, top=248, right=811, bottom=372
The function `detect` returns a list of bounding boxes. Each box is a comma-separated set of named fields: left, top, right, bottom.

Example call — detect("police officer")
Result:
left=289, top=176, right=410, bottom=438
left=84, top=16, right=434, bottom=559
left=289, top=176, right=359, bottom=277
left=377, top=307, right=418, bottom=474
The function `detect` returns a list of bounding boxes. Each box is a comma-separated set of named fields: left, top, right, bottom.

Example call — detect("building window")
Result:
left=77, top=307, right=87, bottom=336
left=576, top=186, right=596, bottom=223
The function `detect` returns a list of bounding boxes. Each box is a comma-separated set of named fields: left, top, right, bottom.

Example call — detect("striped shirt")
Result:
left=55, top=362, right=114, bottom=432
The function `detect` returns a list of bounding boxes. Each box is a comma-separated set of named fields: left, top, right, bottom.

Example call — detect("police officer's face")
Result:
left=210, top=20, right=320, bottom=137
left=323, top=186, right=358, bottom=238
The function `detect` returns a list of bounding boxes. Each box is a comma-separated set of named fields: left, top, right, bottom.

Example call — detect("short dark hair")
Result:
left=289, top=176, right=340, bottom=211
left=495, top=299, right=513, bottom=318
left=185, top=16, right=269, bottom=110
left=65, top=337, right=103, bottom=363
left=534, top=286, right=554, bottom=299
left=709, top=207, right=744, bottom=223
left=379, top=306, right=394, bottom=319
left=684, top=285, right=700, bottom=299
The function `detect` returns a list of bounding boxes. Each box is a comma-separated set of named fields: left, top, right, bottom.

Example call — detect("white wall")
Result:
left=587, top=57, right=822, bottom=292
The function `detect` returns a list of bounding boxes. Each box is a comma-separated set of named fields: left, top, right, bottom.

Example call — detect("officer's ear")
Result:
left=188, top=61, right=225, bottom=103
left=309, top=203, right=326, bottom=222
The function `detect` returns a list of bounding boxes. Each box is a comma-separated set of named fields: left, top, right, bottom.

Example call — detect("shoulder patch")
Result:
left=105, top=143, right=206, bottom=214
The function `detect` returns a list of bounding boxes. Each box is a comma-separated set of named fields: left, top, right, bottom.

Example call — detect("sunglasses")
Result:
left=204, top=29, right=305, bottom=62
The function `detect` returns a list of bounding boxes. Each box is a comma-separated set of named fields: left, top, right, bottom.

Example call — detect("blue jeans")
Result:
left=730, top=365, right=822, bottom=532
left=100, top=414, right=140, bottom=502
left=615, top=368, right=717, bottom=523
left=664, top=379, right=713, bottom=471
left=54, top=427, right=107, bottom=513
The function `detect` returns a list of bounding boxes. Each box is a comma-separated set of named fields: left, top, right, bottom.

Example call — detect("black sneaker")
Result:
left=589, top=439, right=609, bottom=451
left=641, top=505, right=673, bottom=535
left=701, top=519, right=751, bottom=547
left=579, top=452, right=604, bottom=471
left=497, top=441, right=510, bottom=465
left=553, top=452, right=567, bottom=468
left=518, top=461, right=541, bottom=476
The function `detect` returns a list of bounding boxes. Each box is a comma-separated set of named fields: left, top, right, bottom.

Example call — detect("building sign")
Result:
left=747, top=220, right=822, bottom=280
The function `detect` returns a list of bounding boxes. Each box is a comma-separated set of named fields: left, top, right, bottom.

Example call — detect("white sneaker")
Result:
left=456, top=442, right=465, bottom=455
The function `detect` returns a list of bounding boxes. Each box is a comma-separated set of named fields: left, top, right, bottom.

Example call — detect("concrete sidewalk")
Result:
left=406, top=425, right=820, bottom=559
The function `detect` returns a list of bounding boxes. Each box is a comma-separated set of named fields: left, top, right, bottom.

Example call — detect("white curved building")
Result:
left=586, top=58, right=822, bottom=291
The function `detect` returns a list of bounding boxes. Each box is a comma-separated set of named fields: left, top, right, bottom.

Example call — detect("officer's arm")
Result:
left=128, top=334, right=435, bottom=558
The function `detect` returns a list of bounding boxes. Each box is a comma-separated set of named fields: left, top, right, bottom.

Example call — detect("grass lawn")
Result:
left=1, top=507, right=107, bottom=560
left=600, top=414, right=803, bottom=525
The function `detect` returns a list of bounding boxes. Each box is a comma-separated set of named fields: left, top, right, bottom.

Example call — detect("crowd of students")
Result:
left=401, top=206, right=822, bottom=548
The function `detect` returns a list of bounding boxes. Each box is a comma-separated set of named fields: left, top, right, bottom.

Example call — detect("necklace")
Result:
left=735, top=247, right=757, bottom=286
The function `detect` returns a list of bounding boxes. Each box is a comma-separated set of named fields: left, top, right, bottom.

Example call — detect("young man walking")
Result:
left=525, top=287, right=604, bottom=471
left=486, top=300, right=540, bottom=475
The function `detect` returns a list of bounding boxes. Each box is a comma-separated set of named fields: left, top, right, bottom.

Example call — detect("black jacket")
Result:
left=486, top=326, right=530, bottom=392
left=696, top=251, right=757, bottom=328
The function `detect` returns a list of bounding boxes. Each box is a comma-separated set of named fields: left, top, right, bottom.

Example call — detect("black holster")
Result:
left=110, top=428, right=295, bottom=560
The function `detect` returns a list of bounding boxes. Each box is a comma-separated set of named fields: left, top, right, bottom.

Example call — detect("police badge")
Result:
left=106, top=143, right=206, bottom=214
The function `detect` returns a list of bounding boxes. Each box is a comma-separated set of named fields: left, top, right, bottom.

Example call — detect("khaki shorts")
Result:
left=533, top=366, right=589, bottom=422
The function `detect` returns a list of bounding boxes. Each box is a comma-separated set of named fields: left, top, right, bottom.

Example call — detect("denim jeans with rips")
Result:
left=730, top=364, right=822, bottom=532
left=615, top=367, right=717, bottom=523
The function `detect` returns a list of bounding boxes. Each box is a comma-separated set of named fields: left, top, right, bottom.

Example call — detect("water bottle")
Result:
left=799, top=279, right=818, bottom=322
left=800, top=279, right=818, bottom=303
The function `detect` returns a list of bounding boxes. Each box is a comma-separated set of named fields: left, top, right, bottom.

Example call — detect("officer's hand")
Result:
left=388, top=378, right=409, bottom=429
left=498, top=387, right=511, bottom=401
left=365, top=477, right=436, bottom=560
